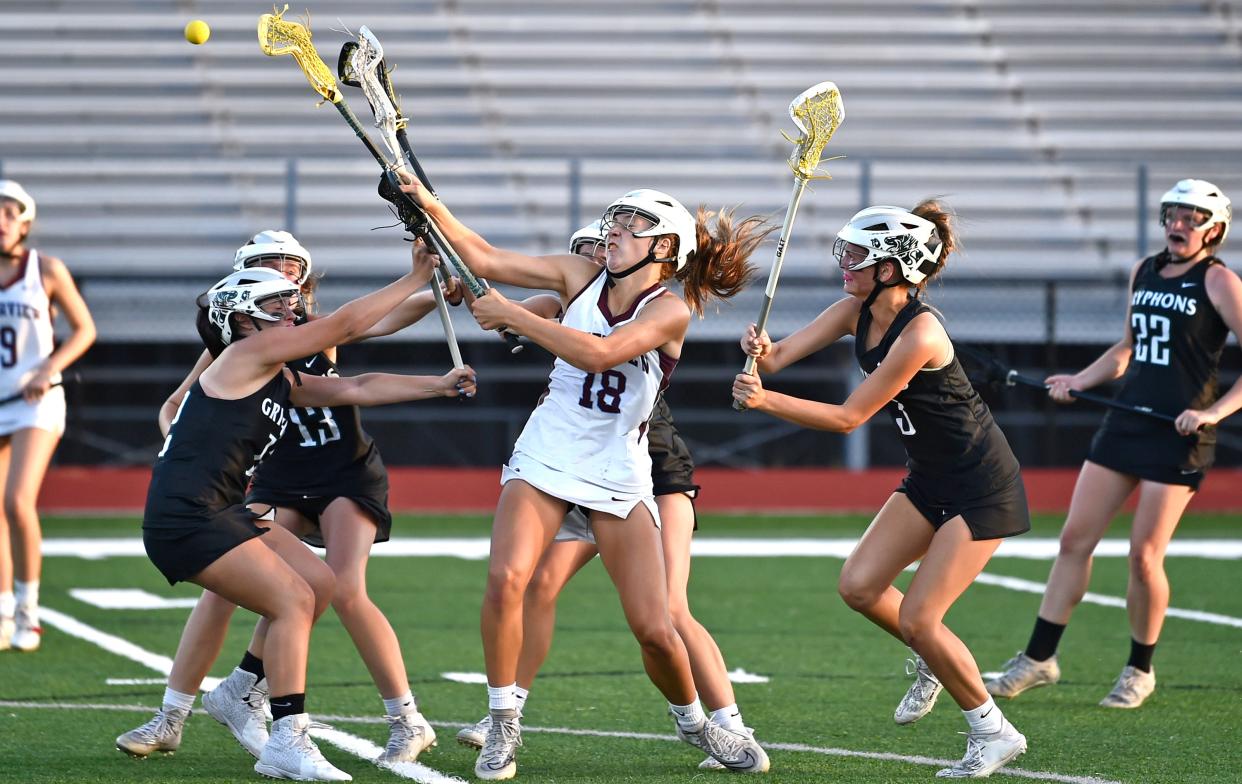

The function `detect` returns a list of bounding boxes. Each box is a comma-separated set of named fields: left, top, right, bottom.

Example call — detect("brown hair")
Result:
left=666, top=207, right=774, bottom=316
left=910, top=198, right=957, bottom=290
left=300, top=271, right=322, bottom=314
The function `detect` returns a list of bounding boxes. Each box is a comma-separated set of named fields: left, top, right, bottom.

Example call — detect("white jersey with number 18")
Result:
left=512, top=270, right=677, bottom=494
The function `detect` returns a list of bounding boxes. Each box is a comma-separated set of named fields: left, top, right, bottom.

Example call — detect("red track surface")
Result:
left=39, top=466, right=1242, bottom=515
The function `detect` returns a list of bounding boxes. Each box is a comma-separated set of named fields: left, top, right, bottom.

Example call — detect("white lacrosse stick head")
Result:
left=351, top=26, right=404, bottom=164
left=784, top=81, right=845, bottom=180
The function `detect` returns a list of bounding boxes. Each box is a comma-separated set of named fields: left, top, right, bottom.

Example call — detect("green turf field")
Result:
left=2, top=513, right=1238, bottom=783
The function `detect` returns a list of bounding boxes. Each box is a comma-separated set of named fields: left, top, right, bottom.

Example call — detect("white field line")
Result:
left=0, top=700, right=1122, bottom=784
left=40, top=536, right=1242, bottom=561
left=972, top=573, right=1242, bottom=629
left=35, top=607, right=465, bottom=784
left=50, top=537, right=1242, bottom=630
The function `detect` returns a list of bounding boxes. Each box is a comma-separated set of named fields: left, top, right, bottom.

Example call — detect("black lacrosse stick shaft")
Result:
left=1003, top=370, right=1177, bottom=423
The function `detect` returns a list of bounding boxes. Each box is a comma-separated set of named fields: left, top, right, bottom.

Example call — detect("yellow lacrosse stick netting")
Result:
left=258, top=5, right=340, bottom=104
left=784, top=81, right=845, bottom=181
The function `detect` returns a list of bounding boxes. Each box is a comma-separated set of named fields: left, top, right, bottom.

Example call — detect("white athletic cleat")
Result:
left=895, top=655, right=944, bottom=725
left=985, top=651, right=1060, bottom=699
left=935, top=719, right=1027, bottom=778
left=376, top=711, right=437, bottom=766
left=0, top=614, right=13, bottom=651
left=255, top=713, right=351, bottom=782
left=203, top=668, right=270, bottom=758
left=473, top=708, right=521, bottom=781
left=1099, top=665, right=1155, bottom=709
left=456, top=714, right=490, bottom=749
left=11, top=606, right=41, bottom=652
left=676, top=717, right=770, bottom=773
left=696, top=726, right=767, bottom=771
left=116, top=707, right=190, bottom=758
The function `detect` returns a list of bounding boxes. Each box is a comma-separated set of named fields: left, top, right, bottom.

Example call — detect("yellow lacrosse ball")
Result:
left=184, top=19, right=210, bottom=45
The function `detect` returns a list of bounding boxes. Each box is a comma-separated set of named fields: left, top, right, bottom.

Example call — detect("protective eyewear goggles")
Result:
left=1159, top=205, right=1211, bottom=230
left=832, top=238, right=875, bottom=271
left=245, top=254, right=309, bottom=282
left=601, top=207, right=658, bottom=235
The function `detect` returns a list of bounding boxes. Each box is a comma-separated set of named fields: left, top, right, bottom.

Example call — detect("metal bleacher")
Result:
left=1, top=0, right=1241, bottom=344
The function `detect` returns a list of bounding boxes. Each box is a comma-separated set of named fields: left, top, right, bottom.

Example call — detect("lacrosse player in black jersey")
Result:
left=120, top=234, right=466, bottom=769
left=136, top=248, right=474, bottom=782
left=988, top=179, right=1242, bottom=710
left=736, top=201, right=1030, bottom=779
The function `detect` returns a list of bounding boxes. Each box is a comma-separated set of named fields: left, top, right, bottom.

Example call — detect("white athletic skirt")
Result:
left=502, top=449, right=661, bottom=528
left=0, top=385, right=65, bottom=438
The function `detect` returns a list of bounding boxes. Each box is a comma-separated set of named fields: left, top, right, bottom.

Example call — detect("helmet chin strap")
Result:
left=861, top=262, right=897, bottom=309
left=607, top=238, right=667, bottom=283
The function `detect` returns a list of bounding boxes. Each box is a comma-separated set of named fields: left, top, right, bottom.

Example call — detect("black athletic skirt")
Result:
left=246, top=483, right=392, bottom=548
left=897, top=471, right=1031, bottom=541
left=142, top=505, right=268, bottom=585
left=648, top=399, right=699, bottom=498
left=1087, top=413, right=1211, bottom=490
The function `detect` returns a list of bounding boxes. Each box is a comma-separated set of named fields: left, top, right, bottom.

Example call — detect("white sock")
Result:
left=14, top=580, right=38, bottom=611
left=709, top=704, right=744, bottom=731
left=383, top=691, right=417, bottom=717
left=669, top=698, right=706, bottom=730
left=963, top=697, right=1003, bottom=735
left=162, top=686, right=196, bottom=713
left=488, top=683, right=517, bottom=712
left=0, top=591, right=14, bottom=618
left=514, top=686, right=529, bottom=713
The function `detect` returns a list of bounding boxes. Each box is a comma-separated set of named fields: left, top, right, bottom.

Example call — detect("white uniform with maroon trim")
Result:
left=0, top=250, right=64, bottom=437
left=503, top=269, right=677, bottom=519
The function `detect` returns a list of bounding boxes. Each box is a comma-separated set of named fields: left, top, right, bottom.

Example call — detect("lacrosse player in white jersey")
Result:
left=402, top=180, right=772, bottom=780
left=0, top=180, right=95, bottom=652
left=455, top=220, right=769, bottom=771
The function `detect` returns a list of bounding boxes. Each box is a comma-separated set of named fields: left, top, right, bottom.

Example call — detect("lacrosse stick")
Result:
left=0, top=380, right=64, bottom=406
left=736, top=81, right=845, bottom=410
left=955, top=344, right=1178, bottom=423
left=258, top=6, right=394, bottom=172
left=337, top=30, right=464, bottom=369
left=341, top=27, right=523, bottom=354
left=259, top=9, right=518, bottom=356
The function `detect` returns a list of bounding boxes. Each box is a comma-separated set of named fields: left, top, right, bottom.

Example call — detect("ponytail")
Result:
left=670, top=207, right=775, bottom=316
left=910, top=198, right=957, bottom=289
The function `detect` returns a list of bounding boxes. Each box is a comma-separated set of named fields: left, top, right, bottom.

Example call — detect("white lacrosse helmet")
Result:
left=233, top=229, right=313, bottom=285
left=569, top=219, right=605, bottom=253
left=0, top=180, right=36, bottom=222
left=206, top=267, right=302, bottom=346
left=834, top=206, right=943, bottom=285
left=601, top=189, right=697, bottom=270
left=1160, top=178, right=1231, bottom=244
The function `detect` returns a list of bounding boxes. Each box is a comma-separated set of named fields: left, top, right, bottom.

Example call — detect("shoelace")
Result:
left=702, top=723, right=748, bottom=763
left=952, top=732, right=987, bottom=773
left=902, top=659, right=938, bottom=701
left=288, top=721, right=335, bottom=763
left=481, top=718, right=522, bottom=763
left=136, top=710, right=183, bottom=743
left=382, top=715, right=423, bottom=756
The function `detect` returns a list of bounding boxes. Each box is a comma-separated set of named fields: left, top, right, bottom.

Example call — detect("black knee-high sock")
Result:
left=239, top=650, right=265, bottom=681
left=1024, top=617, right=1066, bottom=662
left=1127, top=639, right=1157, bottom=673
left=270, top=693, right=305, bottom=722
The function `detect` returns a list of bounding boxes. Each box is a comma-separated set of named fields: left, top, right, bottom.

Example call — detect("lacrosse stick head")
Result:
left=358, top=27, right=406, bottom=122
left=340, top=26, right=407, bottom=162
left=784, top=81, right=845, bottom=180
left=338, top=41, right=361, bottom=87
left=258, top=5, right=340, bottom=104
